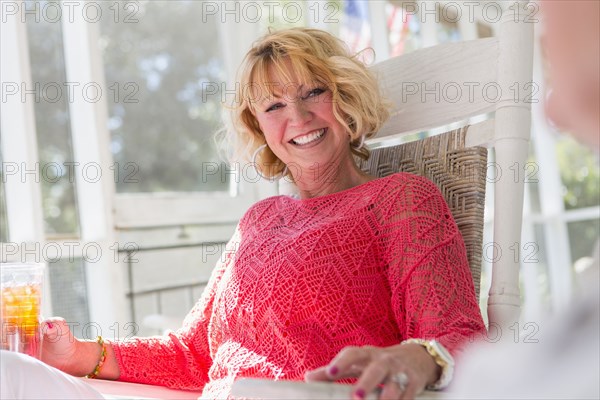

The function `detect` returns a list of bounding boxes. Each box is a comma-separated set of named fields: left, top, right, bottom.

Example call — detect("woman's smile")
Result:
left=289, top=128, right=327, bottom=147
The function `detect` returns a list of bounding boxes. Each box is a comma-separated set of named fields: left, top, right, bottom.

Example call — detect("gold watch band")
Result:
left=400, top=338, right=454, bottom=390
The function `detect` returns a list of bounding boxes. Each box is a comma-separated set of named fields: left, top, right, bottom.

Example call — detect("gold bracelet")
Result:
left=85, top=336, right=107, bottom=379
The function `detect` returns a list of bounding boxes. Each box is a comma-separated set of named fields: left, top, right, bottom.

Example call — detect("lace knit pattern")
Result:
left=112, top=173, right=485, bottom=398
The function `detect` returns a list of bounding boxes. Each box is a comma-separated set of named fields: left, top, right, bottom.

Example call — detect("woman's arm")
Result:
left=385, top=175, right=486, bottom=355
left=110, top=224, right=242, bottom=390
left=42, top=224, right=243, bottom=390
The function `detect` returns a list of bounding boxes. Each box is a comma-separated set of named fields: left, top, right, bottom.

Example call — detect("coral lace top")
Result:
left=112, top=173, right=485, bottom=398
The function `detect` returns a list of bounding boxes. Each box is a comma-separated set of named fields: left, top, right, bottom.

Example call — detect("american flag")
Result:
left=341, top=0, right=412, bottom=57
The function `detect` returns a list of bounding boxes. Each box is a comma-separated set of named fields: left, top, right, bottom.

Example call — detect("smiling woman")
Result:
left=5, top=27, right=485, bottom=400
left=225, top=28, right=390, bottom=193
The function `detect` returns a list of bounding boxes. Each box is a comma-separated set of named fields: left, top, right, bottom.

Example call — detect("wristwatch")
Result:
left=401, top=338, right=454, bottom=390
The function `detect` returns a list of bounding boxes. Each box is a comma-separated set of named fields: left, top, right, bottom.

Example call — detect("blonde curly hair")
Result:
left=220, top=27, right=391, bottom=179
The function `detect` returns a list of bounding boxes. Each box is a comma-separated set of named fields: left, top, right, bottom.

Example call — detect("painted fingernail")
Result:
left=354, top=389, right=366, bottom=400
left=47, top=322, right=53, bottom=329
left=328, top=366, right=339, bottom=376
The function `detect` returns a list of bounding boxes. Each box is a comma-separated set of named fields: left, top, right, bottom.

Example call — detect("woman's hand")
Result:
left=41, top=317, right=119, bottom=379
left=304, top=343, right=440, bottom=400
left=41, top=317, right=81, bottom=373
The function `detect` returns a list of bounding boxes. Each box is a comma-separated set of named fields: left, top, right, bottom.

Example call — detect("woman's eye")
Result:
left=305, top=88, right=325, bottom=99
left=266, top=103, right=284, bottom=112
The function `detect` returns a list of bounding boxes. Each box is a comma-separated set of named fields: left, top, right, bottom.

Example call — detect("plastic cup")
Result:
left=0, top=262, right=45, bottom=359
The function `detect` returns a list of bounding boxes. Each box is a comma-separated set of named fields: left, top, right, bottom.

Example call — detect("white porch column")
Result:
left=0, top=7, right=51, bottom=315
left=61, top=4, right=127, bottom=335
left=487, top=1, right=534, bottom=329
left=0, top=8, right=45, bottom=245
left=530, top=24, right=572, bottom=313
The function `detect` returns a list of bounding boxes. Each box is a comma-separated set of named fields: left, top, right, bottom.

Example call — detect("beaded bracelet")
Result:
left=85, top=336, right=107, bottom=379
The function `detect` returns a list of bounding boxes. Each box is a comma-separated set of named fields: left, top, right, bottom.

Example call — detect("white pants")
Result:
left=0, top=351, right=104, bottom=399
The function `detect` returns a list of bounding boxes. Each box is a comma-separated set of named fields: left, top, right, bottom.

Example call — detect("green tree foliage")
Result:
left=556, top=136, right=600, bottom=210
left=556, top=136, right=600, bottom=261
left=26, top=2, right=80, bottom=236
left=99, top=1, right=229, bottom=193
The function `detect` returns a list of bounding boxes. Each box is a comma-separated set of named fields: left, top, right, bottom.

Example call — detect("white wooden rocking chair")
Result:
left=364, top=4, right=535, bottom=329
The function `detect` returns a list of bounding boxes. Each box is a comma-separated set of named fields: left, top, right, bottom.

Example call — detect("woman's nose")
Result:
left=287, top=101, right=312, bottom=126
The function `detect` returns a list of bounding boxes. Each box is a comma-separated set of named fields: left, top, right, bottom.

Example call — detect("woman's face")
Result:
left=253, top=62, right=351, bottom=173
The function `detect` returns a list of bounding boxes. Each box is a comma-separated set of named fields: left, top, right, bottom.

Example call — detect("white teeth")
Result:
left=292, top=128, right=325, bottom=145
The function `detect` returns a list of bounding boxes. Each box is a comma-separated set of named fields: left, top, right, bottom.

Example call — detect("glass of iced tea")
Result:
left=0, top=262, right=45, bottom=359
